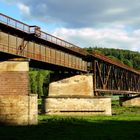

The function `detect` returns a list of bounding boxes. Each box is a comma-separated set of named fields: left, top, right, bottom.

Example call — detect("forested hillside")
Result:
left=30, top=47, right=140, bottom=98
left=86, top=47, right=140, bottom=70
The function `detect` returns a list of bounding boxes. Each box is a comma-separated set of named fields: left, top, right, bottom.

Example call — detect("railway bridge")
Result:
left=0, top=13, right=140, bottom=125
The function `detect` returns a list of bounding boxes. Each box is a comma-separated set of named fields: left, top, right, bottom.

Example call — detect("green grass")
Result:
left=0, top=100, right=140, bottom=140
left=112, top=100, right=140, bottom=115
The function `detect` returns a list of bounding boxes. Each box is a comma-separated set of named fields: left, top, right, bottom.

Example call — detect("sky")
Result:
left=1, top=0, right=140, bottom=52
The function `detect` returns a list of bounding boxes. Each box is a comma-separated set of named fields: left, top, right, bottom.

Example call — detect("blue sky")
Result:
left=1, top=0, right=140, bottom=52
left=0, top=1, right=55, bottom=31
left=0, top=2, right=20, bottom=19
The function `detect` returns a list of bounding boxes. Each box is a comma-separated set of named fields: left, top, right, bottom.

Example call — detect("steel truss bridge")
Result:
left=0, top=13, right=140, bottom=95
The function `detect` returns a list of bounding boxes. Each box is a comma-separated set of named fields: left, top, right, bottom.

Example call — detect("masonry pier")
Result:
left=119, top=95, right=140, bottom=107
left=43, top=75, right=112, bottom=115
left=0, top=58, right=38, bottom=125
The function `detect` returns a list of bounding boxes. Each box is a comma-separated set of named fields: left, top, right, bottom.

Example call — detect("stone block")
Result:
left=0, top=59, right=38, bottom=125
left=0, top=72, right=28, bottom=95
left=120, top=96, right=140, bottom=106
left=49, top=75, right=93, bottom=96
left=0, top=95, right=38, bottom=125
left=0, top=61, right=29, bottom=71
left=0, top=60, right=29, bottom=95
left=43, top=97, right=112, bottom=116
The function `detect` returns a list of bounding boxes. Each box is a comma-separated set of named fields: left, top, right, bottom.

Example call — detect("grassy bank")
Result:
left=0, top=101, right=140, bottom=140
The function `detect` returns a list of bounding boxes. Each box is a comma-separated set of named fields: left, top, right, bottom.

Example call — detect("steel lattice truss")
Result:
left=92, top=53, right=140, bottom=95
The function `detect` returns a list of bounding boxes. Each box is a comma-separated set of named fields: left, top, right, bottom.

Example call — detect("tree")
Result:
left=85, top=47, right=140, bottom=70
left=29, top=71, right=38, bottom=94
left=29, top=69, right=51, bottom=98
left=36, top=71, right=44, bottom=98
left=123, top=59, right=133, bottom=68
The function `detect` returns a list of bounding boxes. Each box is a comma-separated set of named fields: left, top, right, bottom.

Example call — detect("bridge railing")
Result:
left=92, top=51, right=140, bottom=75
left=0, top=13, right=87, bottom=56
left=92, top=51, right=140, bottom=95
left=0, top=13, right=30, bottom=33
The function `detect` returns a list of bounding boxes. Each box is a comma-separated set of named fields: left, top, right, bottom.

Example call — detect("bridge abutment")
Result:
left=43, top=75, right=112, bottom=115
left=119, top=96, right=140, bottom=107
left=0, top=59, right=38, bottom=125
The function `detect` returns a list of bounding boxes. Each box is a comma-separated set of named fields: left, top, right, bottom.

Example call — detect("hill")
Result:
left=86, top=47, right=140, bottom=70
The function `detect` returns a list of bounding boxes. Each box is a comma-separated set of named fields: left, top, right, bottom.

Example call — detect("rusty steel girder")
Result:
left=92, top=52, right=140, bottom=95
left=0, top=13, right=87, bottom=56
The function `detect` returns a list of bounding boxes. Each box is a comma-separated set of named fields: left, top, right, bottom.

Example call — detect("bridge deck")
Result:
left=0, top=13, right=88, bottom=72
left=0, top=13, right=87, bottom=56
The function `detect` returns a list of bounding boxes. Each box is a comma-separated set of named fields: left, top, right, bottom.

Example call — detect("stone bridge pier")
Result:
left=43, top=75, right=112, bottom=116
left=119, top=95, right=140, bottom=106
left=0, top=58, right=38, bottom=125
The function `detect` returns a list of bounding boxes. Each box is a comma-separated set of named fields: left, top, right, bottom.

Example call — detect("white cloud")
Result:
left=2, top=0, right=140, bottom=52
left=105, top=8, right=127, bottom=16
left=17, top=3, right=30, bottom=16
left=52, top=26, right=140, bottom=52
left=3, top=0, right=140, bottom=28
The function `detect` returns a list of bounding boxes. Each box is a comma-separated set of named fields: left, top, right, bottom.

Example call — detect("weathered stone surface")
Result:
left=0, top=60, right=29, bottom=95
left=49, top=75, right=93, bottom=96
left=0, top=71, right=29, bottom=95
left=43, top=74, right=112, bottom=116
left=120, top=96, right=140, bottom=106
left=0, top=61, right=29, bottom=71
left=29, top=94, right=38, bottom=125
left=0, top=60, right=38, bottom=125
left=0, top=95, right=38, bottom=125
left=43, top=97, right=112, bottom=115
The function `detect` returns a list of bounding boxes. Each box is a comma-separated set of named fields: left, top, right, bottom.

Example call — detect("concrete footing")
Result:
left=120, top=96, right=140, bottom=107
left=43, top=96, right=112, bottom=115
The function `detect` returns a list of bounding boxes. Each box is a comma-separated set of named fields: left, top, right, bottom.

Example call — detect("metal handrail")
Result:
left=0, top=13, right=87, bottom=55
left=92, top=51, right=140, bottom=75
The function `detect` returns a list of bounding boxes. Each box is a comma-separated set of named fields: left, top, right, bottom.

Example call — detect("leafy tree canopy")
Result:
left=86, top=47, right=140, bottom=70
